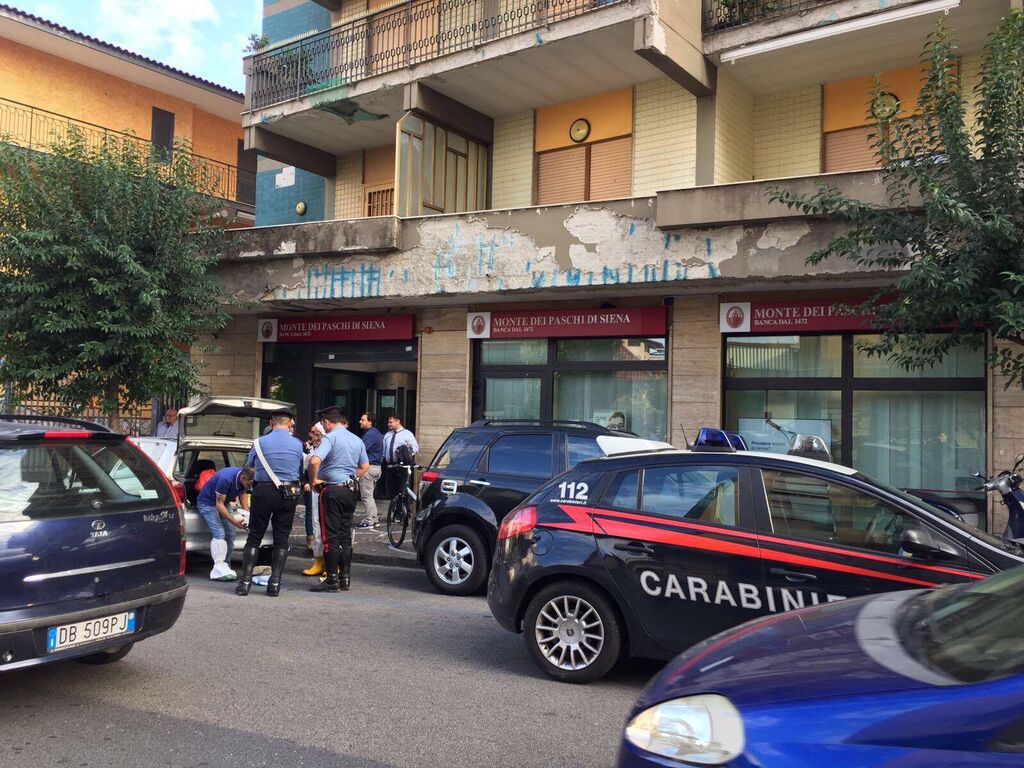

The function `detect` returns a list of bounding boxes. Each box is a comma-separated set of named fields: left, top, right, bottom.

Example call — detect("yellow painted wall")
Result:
left=633, top=78, right=696, bottom=195
left=823, top=64, right=923, bottom=133
left=534, top=88, right=633, bottom=153
left=753, top=85, right=821, bottom=180
left=363, top=144, right=396, bottom=185
left=0, top=38, right=242, bottom=165
left=714, top=71, right=754, bottom=184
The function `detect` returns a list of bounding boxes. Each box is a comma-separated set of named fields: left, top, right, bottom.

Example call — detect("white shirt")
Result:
left=383, top=428, right=418, bottom=462
left=155, top=421, right=178, bottom=438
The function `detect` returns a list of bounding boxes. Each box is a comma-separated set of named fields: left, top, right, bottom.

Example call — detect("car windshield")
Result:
left=897, top=566, right=1024, bottom=683
left=183, top=414, right=262, bottom=440
left=852, top=472, right=1023, bottom=555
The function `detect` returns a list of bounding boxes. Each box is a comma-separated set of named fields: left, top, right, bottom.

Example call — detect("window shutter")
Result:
left=151, top=107, right=175, bottom=162
left=823, top=125, right=877, bottom=173
left=588, top=136, right=632, bottom=200
left=536, top=146, right=586, bottom=206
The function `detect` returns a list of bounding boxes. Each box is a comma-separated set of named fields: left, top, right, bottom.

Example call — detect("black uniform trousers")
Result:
left=245, top=484, right=298, bottom=549
left=319, top=484, right=359, bottom=561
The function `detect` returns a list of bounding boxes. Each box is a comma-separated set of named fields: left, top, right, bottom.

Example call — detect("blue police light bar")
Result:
left=692, top=427, right=747, bottom=453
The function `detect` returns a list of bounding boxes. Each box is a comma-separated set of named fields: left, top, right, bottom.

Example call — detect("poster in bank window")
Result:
left=737, top=419, right=833, bottom=455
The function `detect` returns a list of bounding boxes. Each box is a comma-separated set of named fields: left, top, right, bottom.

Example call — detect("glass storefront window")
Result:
left=483, top=378, right=541, bottom=419
left=553, top=371, right=667, bottom=441
left=725, top=389, right=842, bottom=461
left=852, top=391, right=985, bottom=492
left=726, top=335, right=842, bottom=378
left=854, top=334, right=985, bottom=378
left=480, top=340, right=547, bottom=365
left=556, top=338, right=666, bottom=362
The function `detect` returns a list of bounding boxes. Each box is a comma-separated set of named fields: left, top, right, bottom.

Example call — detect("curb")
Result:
left=286, top=536, right=419, bottom=570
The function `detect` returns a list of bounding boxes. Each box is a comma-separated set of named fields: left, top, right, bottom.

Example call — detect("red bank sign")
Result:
left=467, top=307, right=667, bottom=339
left=719, top=299, right=871, bottom=334
left=257, top=315, right=414, bottom=343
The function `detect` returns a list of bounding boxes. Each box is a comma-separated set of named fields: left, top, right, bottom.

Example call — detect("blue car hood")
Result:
left=638, top=591, right=948, bottom=710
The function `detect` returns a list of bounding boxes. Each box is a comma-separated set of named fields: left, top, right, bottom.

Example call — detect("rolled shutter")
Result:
left=536, top=146, right=586, bottom=205
left=824, top=126, right=878, bottom=173
left=151, top=107, right=174, bottom=162
left=588, top=136, right=632, bottom=200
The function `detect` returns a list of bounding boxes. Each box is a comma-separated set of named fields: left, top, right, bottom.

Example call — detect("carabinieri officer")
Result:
left=237, top=409, right=304, bottom=597
left=308, top=407, right=369, bottom=592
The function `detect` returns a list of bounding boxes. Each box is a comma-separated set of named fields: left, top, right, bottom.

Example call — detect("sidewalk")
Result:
left=288, top=502, right=418, bottom=570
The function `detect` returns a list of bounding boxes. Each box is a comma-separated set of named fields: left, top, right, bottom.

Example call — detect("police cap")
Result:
left=270, top=408, right=294, bottom=419
left=319, top=407, right=345, bottom=423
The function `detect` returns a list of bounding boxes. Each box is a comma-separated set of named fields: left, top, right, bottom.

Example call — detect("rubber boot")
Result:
left=302, top=557, right=325, bottom=576
left=339, top=548, right=352, bottom=592
left=235, top=545, right=259, bottom=596
left=310, top=550, right=340, bottom=593
left=266, top=546, right=288, bottom=597
left=209, top=538, right=236, bottom=581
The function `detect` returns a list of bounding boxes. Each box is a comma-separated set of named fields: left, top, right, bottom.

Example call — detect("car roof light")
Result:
left=692, top=428, right=738, bottom=453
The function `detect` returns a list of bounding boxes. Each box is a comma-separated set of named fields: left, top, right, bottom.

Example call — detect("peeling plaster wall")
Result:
left=219, top=200, right=861, bottom=304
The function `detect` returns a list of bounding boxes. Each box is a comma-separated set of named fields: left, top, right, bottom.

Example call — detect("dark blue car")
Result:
left=618, top=566, right=1024, bottom=767
left=0, top=416, right=187, bottom=671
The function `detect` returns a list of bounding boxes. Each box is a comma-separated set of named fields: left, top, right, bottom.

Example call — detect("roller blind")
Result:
left=588, top=137, right=632, bottom=200
left=536, top=146, right=586, bottom=206
left=824, top=125, right=878, bottom=173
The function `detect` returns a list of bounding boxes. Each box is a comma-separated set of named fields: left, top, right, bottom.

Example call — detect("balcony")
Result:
left=249, top=0, right=629, bottom=112
left=703, top=0, right=835, bottom=34
left=0, top=97, right=255, bottom=211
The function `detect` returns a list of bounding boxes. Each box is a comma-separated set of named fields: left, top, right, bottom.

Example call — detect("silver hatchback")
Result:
left=132, top=396, right=296, bottom=554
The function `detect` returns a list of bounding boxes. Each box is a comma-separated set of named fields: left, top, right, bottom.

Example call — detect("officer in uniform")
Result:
left=236, top=409, right=304, bottom=597
left=308, top=407, right=369, bottom=592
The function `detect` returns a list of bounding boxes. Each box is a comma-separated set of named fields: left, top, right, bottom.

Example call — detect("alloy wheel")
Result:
left=534, top=595, right=605, bottom=671
left=432, top=536, right=474, bottom=585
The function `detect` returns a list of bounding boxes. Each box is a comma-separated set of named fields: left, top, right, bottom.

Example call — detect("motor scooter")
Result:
left=975, top=452, right=1024, bottom=541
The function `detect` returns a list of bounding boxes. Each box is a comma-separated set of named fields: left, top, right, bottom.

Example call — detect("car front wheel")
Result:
left=523, top=581, right=623, bottom=683
left=425, top=524, right=488, bottom=596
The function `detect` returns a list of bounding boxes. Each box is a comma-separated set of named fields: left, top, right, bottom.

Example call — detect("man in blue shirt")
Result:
left=196, top=465, right=253, bottom=581
left=236, top=409, right=305, bottom=597
left=356, top=411, right=384, bottom=529
left=308, top=407, right=369, bottom=593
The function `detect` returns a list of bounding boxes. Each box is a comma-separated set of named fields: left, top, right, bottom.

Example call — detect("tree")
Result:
left=0, top=128, right=232, bottom=424
left=769, top=11, right=1024, bottom=387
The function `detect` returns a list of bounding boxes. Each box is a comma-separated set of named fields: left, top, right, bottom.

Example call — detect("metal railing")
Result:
left=0, top=97, right=255, bottom=207
left=250, top=0, right=625, bottom=110
left=703, top=0, right=837, bottom=33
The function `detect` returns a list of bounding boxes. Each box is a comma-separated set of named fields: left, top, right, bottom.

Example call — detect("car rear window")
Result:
left=0, top=440, right=173, bottom=522
left=430, top=431, right=484, bottom=471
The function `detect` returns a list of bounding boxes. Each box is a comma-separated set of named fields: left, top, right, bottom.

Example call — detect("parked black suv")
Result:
left=412, top=420, right=667, bottom=596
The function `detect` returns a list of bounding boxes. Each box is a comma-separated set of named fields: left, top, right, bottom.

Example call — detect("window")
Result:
left=482, top=378, right=541, bottom=420
left=604, top=469, right=639, bottom=510
left=567, top=435, right=603, bottom=468
left=642, top=465, right=740, bottom=526
left=481, top=340, right=547, bottom=365
left=762, top=470, right=908, bottom=554
left=0, top=441, right=172, bottom=522
left=486, top=434, right=552, bottom=478
left=536, top=137, right=632, bottom=205
left=554, top=370, right=667, bottom=441
left=431, top=432, right=482, bottom=471
left=726, top=335, right=841, bottom=378
left=151, top=107, right=175, bottom=163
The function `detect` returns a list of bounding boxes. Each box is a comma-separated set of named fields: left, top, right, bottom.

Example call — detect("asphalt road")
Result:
left=1, top=562, right=662, bottom=768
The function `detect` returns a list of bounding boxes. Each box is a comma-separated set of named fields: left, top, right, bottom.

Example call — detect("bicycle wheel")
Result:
left=386, top=495, right=409, bottom=548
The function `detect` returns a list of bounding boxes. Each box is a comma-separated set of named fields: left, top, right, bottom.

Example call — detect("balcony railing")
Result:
left=703, top=0, right=836, bottom=33
left=0, top=97, right=255, bottom=207
left=249, top=0, right=626, bottom=111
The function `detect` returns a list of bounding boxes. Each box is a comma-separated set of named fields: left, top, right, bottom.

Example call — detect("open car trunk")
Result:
left=177, top=397, right=295, bottom=446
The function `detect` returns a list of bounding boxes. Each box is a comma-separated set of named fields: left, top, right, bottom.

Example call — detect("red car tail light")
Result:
left=421, top=470, right=440, bottom=483
left=43, top=430, right=94, bottom=439
left=498, top=506, right=537, bottom=540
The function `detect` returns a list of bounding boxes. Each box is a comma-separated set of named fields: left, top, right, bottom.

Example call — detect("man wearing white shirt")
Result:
left=382, top=413, right=418, bottom=498
left=154, top=408, right=178, bottom=438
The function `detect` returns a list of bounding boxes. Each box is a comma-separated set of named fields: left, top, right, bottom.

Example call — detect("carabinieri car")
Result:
left=487, top=440, right=1024, bottom=682
left=618, top=565, right=1024, bottom=767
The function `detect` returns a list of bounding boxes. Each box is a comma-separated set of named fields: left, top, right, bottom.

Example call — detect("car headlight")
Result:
left=624, top=694, right=744, bottom=764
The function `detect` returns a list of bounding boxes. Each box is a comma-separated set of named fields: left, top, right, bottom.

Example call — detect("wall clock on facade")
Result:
left=569, top=118, right=591, bottom=143
left=871, top=92, right=900, bottom=121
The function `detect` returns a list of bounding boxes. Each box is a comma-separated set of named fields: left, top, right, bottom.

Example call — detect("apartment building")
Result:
left=0, top=4, right=255, bottom=225
left=216, top=0, right=1013, bottom=529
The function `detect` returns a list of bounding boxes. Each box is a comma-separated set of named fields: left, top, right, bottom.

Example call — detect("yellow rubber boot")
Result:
left=302, top=557, right=325, bottom=576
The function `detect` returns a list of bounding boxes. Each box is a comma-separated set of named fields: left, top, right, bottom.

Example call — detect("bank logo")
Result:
left=466, top=312, right=492, bottom=339
left=258, top=318, right=278, bottom=343
left=719, top=302, right=751, bottom=334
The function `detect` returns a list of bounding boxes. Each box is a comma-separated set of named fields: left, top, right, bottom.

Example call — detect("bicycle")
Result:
left=386, top=462, right=420, bottom=548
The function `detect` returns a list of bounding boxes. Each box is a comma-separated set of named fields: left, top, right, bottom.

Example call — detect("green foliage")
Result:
left=244, top=33, right=269, bottom=53
left=0, top=128, right=232, bottom=419
left=769, top=11, right=1024, bottom=387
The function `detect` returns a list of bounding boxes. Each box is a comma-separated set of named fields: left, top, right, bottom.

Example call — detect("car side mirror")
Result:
left=900, top=527, right=959, bottom=560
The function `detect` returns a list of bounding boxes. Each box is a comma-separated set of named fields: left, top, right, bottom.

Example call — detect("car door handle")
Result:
left=614, top=541, right=655, bottom=556
left=468, top=479, right=490, bottom=487
left=769, top=567, right=818, bottom=583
